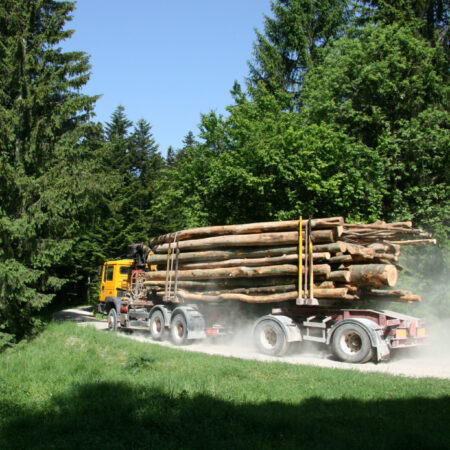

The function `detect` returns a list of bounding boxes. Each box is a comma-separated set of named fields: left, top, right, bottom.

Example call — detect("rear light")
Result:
left=205, top=329, right=219, bottom=335
left=120, top=306, right=128, bottom=313
left=395, top=329, right=407, bottom=339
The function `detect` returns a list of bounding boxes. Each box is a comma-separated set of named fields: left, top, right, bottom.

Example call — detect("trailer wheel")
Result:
left=254, top=319, right=289, bottom=356
left=170, top=313, right=189, bottom=346
left=331, top=323, right=374, bottom=363
left=149, top=310, right=165, bottom=341
left=107, top=308, right=118, bottom=332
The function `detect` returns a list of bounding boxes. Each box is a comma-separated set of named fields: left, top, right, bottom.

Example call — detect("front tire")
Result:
left=170, top=313, right=189, bottom=345
left=107, top=308, right=118, bottom=331
left=149, top=310, right=165, bottom=341
left=331, top=323, right=374, bottom=363
left=253, top=319, right=289, bottom=356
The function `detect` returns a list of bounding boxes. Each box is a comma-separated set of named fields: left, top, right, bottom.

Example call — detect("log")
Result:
left=153, top=232, right=300, bottom=252
left=367, top=242, right=401, bottom=255
left=172, top=289, right=298, bottom=303
left=148, top=246, right=299, bottom=265
left=344, top=220, right=413, bottom=229
left=389, top=239, right=437, bottom=246
left=314, top=281, right=335, bottom=289
left=176, top=252, right=330, bottom=270
left=328, top=270, right=351, bottom=283
left=348, top=264, right=398, bottom=288
left=150, top=217, right=344, bottom=245
left=329, top=254, right=353, bottom=264
left=144, top=277, right=298, bottom=289
left=364, top=293, right=422, bottom=303
left=145, top=263, right=331, bottom=281
left=198, top=284, right=298, bottom=295
left=145, top=264, right=300, bottom=281
left=165, top=286, right=352, bottom=303
left=152, top=230, right=336, bottom=253
left=312, top=242, right=347, bottom=254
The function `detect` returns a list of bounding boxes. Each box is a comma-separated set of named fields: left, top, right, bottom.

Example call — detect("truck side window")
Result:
left=120, top=267, right=131, bottom=275
left=104, top=266, right=114, bottom=282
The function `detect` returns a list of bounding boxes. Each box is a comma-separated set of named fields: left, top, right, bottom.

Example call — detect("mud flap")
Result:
left=172, top=306, right=206, bottom=340
left=329, top=318, right=390, bottom=362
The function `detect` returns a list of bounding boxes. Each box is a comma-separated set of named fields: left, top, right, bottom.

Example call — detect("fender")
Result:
left=328, top=318, right=390, bottom=362
left=171, top=306, right=206, bottom=340
left=149, top=305, right=172, bottom=329
left=253, top=315, right=302, bottom=343
left=104, top=297, right=125, bottom=314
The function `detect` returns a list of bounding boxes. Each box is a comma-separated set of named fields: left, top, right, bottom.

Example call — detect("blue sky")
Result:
left=63, top=1, right=272, bottom=155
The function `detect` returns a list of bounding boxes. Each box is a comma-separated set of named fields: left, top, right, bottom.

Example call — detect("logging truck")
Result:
left=98, top=217, right=429, bottom=364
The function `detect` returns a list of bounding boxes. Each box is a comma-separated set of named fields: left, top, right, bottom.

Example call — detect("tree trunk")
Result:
left=152, top=229, right=336, bottom=253
left=150, top=217, right=344, bottom=245
left=348, top=264, right=398, bottom=288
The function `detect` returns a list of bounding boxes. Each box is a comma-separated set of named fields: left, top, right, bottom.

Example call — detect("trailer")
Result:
left=98, top=217, right=429, bottom=364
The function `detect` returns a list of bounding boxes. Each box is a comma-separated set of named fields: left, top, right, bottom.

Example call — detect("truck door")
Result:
left=100, top=264, right=116, bottom=302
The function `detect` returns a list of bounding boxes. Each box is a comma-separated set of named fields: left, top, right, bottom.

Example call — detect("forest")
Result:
left=0, top=0, right=448, bottom=346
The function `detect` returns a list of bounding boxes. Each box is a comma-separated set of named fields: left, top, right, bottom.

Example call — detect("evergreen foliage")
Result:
left=0, top=0, right=101, bottom=345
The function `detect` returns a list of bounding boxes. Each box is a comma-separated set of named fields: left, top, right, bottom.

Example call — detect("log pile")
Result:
left=145, top=217, right=433, bottom=305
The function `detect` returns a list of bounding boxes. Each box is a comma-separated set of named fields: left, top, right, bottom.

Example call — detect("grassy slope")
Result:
left=1, top=323, right=449, bottom=449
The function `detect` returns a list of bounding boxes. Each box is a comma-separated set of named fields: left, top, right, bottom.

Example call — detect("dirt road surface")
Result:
left=54, top=307, right=450, bottom=380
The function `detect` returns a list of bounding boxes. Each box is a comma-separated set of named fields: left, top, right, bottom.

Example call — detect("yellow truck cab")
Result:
left=97, top=243, right=153, bottom=330
left=99, top=259, right=135, bottom=304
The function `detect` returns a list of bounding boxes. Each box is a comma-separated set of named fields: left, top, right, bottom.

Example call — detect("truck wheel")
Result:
left=331, top=323, right=374, bottom=363
left=254, top=319, right=289, bottom=356
left=149, top=310, right=165, bottom=341
left=170, top=313, right=189, bottom=345
left=107, top=308, right=118, bottom=331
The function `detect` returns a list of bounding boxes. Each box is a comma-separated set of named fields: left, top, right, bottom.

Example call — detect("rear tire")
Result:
left=107, top=308, right=118, bottom=332
left=170, top=313, right=189, bottom=345
left=253, top=319, right=289, bottom=356
left=149, top=310, right=165, bottom=341
left=331, top=323, right=373, bottom=363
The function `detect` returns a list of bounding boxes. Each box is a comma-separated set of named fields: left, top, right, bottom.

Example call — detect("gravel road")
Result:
left=55, top=307, right=450, bottom=380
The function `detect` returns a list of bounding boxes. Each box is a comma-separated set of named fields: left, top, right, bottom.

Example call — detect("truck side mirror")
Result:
left=98, top=265, right=103, bottom=277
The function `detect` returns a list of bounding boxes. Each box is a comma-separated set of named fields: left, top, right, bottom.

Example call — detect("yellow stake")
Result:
left=309, top=234, right=314, bottom=299
left=298, top=216, right=302, bottom=302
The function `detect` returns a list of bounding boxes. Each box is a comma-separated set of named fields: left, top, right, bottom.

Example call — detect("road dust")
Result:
left=122, top=320, right=450, bottom=380
left=56, top=307, right=450, bottom=380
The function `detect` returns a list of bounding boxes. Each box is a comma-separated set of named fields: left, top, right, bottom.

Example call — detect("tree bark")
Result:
left=175, top=252, right=330, bottom=270
left=150, top=217, right=344, bottom=245
left=152, top=230, right=336, bottom=253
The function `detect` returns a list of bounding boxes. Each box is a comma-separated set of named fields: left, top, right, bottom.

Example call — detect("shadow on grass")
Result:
left=1, top=382, right=449, bottom=449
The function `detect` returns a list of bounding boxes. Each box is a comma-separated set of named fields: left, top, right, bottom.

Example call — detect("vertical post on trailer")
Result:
left=296, top=216, right=303, bottom=305
left=304, top=219, right=309, bottom=300
left=309, top=218, right=314, bottom=300
left=164, top=242, right=172, bottom=299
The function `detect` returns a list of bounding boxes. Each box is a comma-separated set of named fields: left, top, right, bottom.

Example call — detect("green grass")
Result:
left=1, top=323, right=449, bottom=449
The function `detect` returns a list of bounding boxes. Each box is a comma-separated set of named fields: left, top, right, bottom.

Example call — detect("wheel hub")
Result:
left=342, top=331, right=362, bottom=354
left=261, top=327, right=277, bottom=349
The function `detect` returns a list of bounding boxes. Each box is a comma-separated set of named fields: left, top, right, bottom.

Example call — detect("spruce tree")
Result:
left=248, top=0, right=350, bottom=107
left=0, top=0, right=99, bottom=345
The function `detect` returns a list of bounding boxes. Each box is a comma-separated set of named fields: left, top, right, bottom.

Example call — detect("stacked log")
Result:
left=145, top=218, right=432, bottom=305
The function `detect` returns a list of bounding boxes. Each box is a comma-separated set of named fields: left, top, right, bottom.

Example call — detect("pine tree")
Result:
left=0, top=0, right=99, bottom=345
